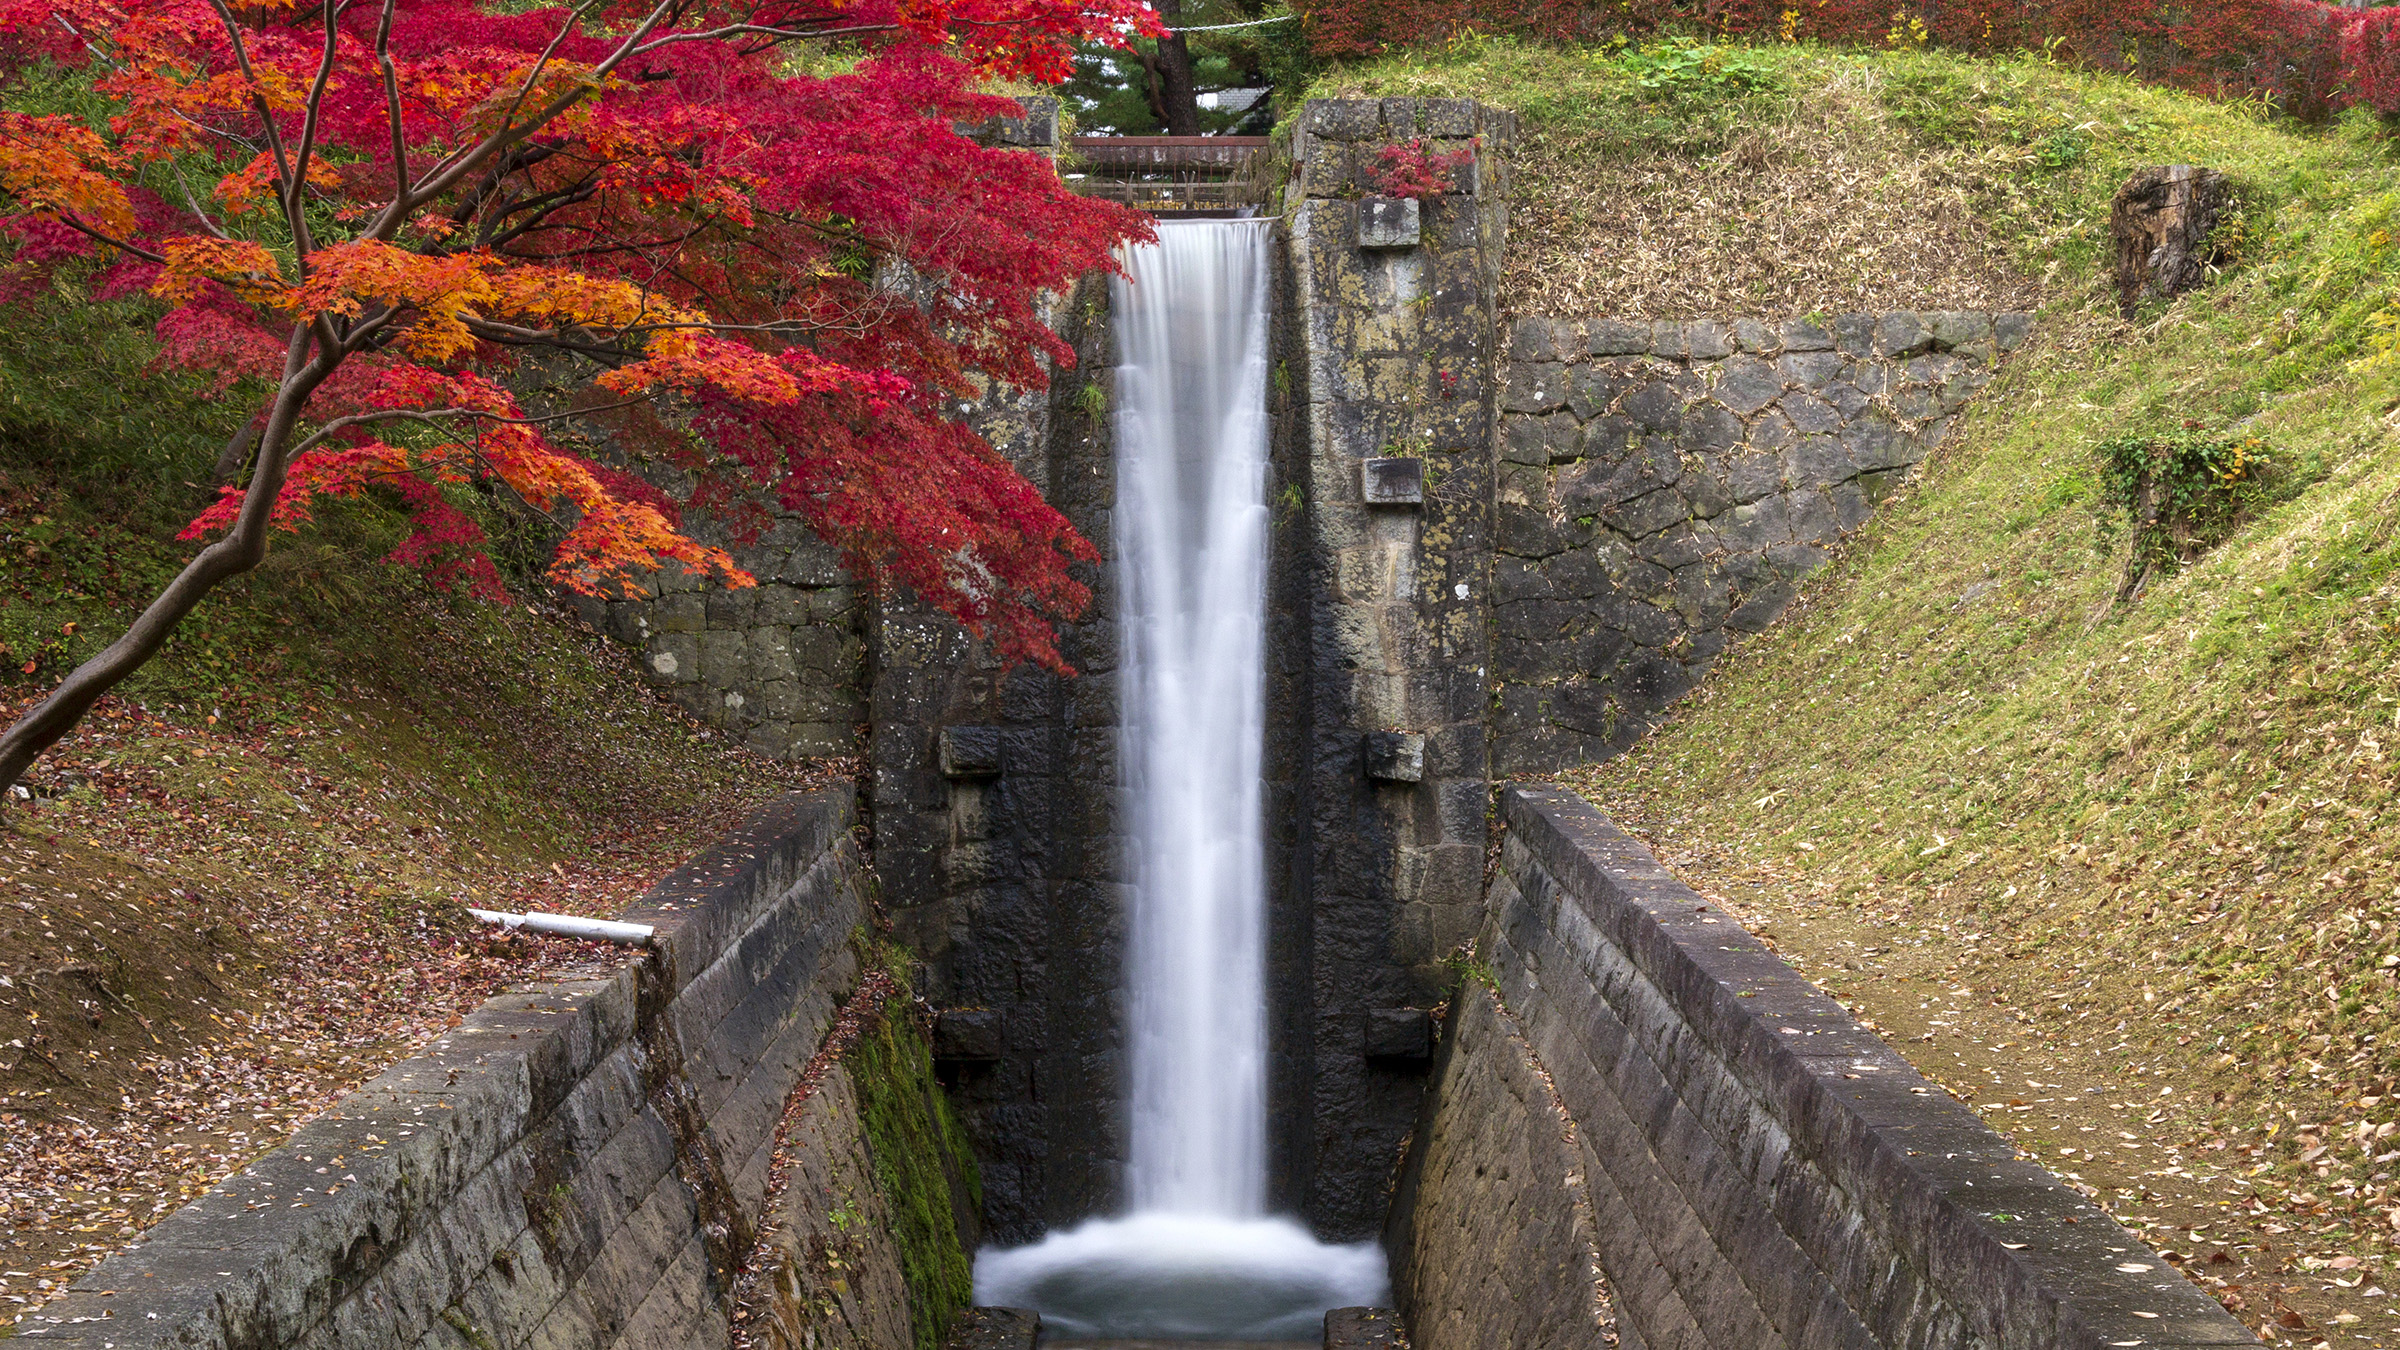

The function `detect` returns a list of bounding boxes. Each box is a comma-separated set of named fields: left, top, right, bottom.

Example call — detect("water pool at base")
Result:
left=974, top=1213, right=1387, bottom=1340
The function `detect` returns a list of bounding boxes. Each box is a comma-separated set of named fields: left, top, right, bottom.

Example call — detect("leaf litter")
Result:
left=0, top=604, right=852, bottom=1328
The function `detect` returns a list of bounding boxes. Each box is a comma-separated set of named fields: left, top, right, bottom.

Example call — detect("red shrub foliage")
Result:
left=1297, top=0, right=2400, bottom=119
left=2343, top=5, right=2400, bottom=113
left=1366, top=138, right=1480, bottom=198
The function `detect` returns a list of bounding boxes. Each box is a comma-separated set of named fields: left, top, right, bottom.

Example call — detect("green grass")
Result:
left=1296, top=36, right=2400, bottom=323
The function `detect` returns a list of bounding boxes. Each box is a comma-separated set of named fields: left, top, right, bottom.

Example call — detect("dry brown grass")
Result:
left=1499, top=65, right=2044, bottom=320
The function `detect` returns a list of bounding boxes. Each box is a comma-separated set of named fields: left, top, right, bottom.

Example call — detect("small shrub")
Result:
left=1614, top=38, right=1785, bottom=101
left=2034, top=123, right=2091, bottom=170
left=2092, top=426, right=2275, bottom=599
left=1365, top=136, right=1476, bottom=199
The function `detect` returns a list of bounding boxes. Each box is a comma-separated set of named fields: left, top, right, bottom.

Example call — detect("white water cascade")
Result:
left=973, top=223, right=1387, bottom=1339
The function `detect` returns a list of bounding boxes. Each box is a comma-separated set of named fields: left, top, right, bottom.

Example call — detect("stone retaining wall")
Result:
left=1493, top=311, right=2031, bottom=774
left=1274, top=95, right=1516, bottom=1238
left=18, top=790, right=873, bottom=1350
left=584, top=519, right=866, bottom=760
left=1390, top=785, right=2259, bottom=1350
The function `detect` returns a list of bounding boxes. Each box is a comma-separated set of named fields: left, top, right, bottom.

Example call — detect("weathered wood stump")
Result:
left=2111, top=165, right=2235, bottom=318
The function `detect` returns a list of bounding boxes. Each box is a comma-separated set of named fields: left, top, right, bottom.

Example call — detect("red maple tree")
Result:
left=0, top=0, right=1161, bottom=795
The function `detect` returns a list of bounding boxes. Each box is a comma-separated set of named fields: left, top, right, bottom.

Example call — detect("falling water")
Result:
left=1117, top=218, right=1273, bottom=1217
left=974, top=222, right=1387, bottom=1339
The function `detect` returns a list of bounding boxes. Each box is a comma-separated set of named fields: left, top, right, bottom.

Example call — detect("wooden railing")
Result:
left=1064, top=136, right=1271, bottom=215
left=1068, top=135, right=1269, bottom=172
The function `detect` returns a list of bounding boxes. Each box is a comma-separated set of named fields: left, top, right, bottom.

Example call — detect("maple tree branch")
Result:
left=46, top=213, right=168, bottom=265
left=284, top=0, right=352, bottom=250
left=496, top=2, right=593, bottom=140
left=628, top=20, right=896, bottom=51
left=461, top=315, right=629, bottom=360
left=204, top=0, right=299, bottom=218
left=382, top=0, right=679, bottom=233
left=162, top=158, right=235, bottom=242
left=444, top=143, right=566, bottom=239
left=0, top=323, right=338, bottom=797
left=477, top=178, right=601, bottom=250
left=375, top=0, right=409, bottom=207
left=209, top=410, right=268, bottom=490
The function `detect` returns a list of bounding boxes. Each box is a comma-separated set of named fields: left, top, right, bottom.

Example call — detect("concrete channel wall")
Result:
left=1390, top=786, right=2259, bottom=1350
left=18, top=790, right=871, bottom=1350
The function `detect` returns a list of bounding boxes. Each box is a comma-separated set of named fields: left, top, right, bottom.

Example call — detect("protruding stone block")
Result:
left=1357, top=196, right=1420, bottom=250
left=1873, top=310, right=1935, bottom=358
left=1420, top=98, right=1477, bottom=137
left=939, top=725, right=1004, bottom=779
left=1364, top=1008, right=1434, bottom=1062
left=1363, top=457, right=1424, bottom=506
left=1364, top=731, right=1425, bottom=782
left=933, top=1009, right=1006, bottom=1063
left=1307, top=100, right=1381, bottom=141
left=643, top=634, right=699, bottom=686
left=1588, top=317, right=1650, bottom=356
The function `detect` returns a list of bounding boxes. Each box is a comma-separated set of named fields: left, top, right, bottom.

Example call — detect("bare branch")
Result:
left=628, top=19, right=897, bottom=52
left=45, top=213, right=168, bottom=264
left=495, top=1, right=593, bottom=143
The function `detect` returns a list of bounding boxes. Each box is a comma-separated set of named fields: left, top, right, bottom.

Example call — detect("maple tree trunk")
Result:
left=210, top=413, right=267, bottom=491
left=1154, top=0, right=1202, bottom=136
left=0, top=362, right=319, bottom=801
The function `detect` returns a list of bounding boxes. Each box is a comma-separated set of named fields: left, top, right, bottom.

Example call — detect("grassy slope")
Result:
left=0, top=287, right=850, bottom=1322
left=1315, top=34, right=2400, bottom=1333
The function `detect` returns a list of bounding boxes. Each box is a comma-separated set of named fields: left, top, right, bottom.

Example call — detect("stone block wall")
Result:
left=1274, top=96, right=1515, bottom=1238
left=18, top=792, right=873, bottom=1350
left=1385, top=985, right=1613, bottom=1350
left=589, top=520, right=865, bottom=760
left=878, top=273, right=1127, bottom=1243
left=1388, top=786, right=2257, bottom=1350
left=1492, top=310, right=2031, bottom=775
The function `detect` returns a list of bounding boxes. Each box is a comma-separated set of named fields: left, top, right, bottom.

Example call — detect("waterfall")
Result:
left=974, top=221, right=1386, bottom=1340
left=1118, top=220, right=1272, bottom=1218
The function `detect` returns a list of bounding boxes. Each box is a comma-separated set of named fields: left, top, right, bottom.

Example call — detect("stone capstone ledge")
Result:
left=1492, top=310, right=2032, bottom=776
left=1391, top=784, right=2257, bottom=1350
left=19, top=788, right=869, bottom=1350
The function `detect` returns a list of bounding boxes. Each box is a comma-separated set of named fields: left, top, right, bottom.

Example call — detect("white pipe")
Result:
left=468, top=907, right=655, bottom=945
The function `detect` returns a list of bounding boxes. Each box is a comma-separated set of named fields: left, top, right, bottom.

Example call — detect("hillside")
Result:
left=1314, top=37, right=2400, bottom=1347
left=0, top=288, right=850, bottom=1326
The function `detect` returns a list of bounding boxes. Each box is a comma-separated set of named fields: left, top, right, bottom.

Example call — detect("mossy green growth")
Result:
left=851, top=946, right=981, bottom=1350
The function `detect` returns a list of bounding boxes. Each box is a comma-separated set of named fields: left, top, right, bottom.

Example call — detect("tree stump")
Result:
left=2111, top=165, right=2235, bottom=318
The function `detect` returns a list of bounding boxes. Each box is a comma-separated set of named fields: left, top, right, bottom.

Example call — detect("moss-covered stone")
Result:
left=849, top=962, right=982, bottom=1350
